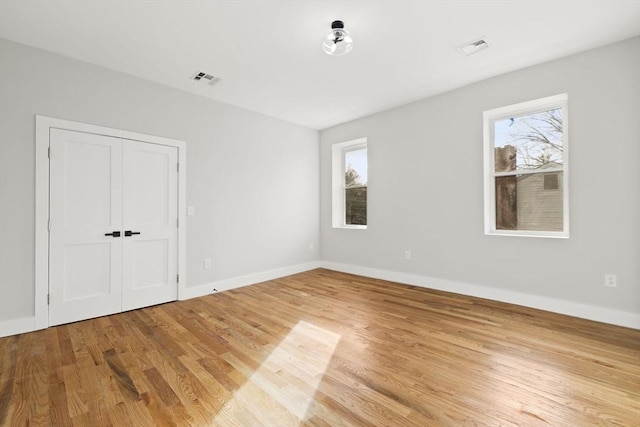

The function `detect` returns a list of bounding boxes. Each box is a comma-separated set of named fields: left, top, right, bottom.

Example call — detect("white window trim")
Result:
left=483, top=94, right=569, bottom=238
left=332, top=137, right=368, bottom=229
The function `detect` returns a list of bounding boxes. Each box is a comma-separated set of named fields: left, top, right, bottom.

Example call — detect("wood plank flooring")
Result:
left=1, top=268, right=639, bottom=426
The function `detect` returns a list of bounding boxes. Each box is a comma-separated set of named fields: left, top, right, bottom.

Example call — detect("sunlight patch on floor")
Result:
left=214, top=320, right=341, bottom=424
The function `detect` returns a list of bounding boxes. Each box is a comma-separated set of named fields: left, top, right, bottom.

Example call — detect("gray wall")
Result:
left=2, top=36, right=638, bottom=327
left=0, top=38, right=319, bottom=322
left=320, top=37, right=640, bottom=314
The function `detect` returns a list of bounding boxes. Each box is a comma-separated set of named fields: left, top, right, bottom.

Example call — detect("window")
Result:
left=544, top=174, right=559, bottom=190
left=483, top=94, right=569, bottom=238
left=332, top=138, right=368, bottom=228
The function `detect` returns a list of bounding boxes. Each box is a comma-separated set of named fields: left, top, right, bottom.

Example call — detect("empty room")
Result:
left=1, top=1, right=639, bottom=426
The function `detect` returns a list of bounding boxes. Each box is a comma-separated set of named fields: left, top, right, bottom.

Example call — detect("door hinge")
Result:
left=47, top=147, right=51, bottom=159
left=47, top=220, right=51, bottom=232
left=47, top=294, right=50, bottom=305
left=177, top=218, right=179, bottom=227
left=177, top=163, right=179, bottom=172
left=176, top=274, right=179, bottom=283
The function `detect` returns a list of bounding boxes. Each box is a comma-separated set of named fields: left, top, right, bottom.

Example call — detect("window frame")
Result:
left=332, top=137, right=368, bottom=229
left=483, top=94, right=569, bottom=238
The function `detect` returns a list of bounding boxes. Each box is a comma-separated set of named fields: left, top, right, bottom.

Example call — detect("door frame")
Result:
left=35, top=115, right=187, bottom=329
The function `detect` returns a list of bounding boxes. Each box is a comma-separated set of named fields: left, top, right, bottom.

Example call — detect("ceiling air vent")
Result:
left=191, top=71, right=221, bottom=86
left=458, top=39, right=489, bottom=56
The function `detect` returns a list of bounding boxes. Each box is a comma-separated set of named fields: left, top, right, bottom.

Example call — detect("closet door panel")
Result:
left=49, top=129, right=123, bottom=326
left=122, top=141, right=178, bottom=311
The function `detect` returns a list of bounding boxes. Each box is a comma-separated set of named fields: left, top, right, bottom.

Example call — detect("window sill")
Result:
left=486, top=230, right=569, bottom=239
left=334, top=224, right=367, bottom=230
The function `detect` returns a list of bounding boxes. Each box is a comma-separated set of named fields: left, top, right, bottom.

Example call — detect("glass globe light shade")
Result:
left=322, top=22, right=353, bottom=56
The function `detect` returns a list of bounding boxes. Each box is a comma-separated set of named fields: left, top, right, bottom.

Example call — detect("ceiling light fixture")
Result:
left=322, top=20, right=353, bottom=56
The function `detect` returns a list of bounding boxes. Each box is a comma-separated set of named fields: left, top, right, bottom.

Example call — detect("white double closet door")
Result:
left=49, top=128, right=178, bottom=326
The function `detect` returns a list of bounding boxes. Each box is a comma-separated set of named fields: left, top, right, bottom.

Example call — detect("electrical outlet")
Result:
left=309, top=242, right=315, bottom=251
left=404, top=250, right=411, bottom=260
left=604, top=274, right=617, bottom=288
left=204, top=258, right=212, bottom=269
left=187, top=206, right=195, bottom=216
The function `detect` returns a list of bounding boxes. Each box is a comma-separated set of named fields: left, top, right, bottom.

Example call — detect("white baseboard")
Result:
left=179, top=261, right=323, bottom=300
left=0, top=315, right=42, bottom=338
left=3, top=259, right=637, bottom=337
left=321, top=261, right=640, bottom=330
left=0, top=262, right=321, bottom=338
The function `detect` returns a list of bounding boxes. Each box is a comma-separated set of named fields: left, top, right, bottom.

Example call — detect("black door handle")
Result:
left=105, top=231, right=121, bottom=237
left=125, top=230, right=141, bottom=237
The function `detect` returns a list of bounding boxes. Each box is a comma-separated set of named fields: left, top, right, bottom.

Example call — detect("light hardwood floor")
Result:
left=1, top=269, right=639, bottom=426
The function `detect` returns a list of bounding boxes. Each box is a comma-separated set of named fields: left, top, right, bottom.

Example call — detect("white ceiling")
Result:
left=1, top=1, right=639, bottom=130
